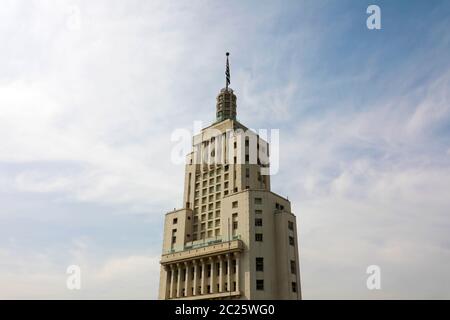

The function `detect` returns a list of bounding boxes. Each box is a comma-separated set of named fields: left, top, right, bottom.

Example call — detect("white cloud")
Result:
left=1, top=1, right=450, bottom=299
left=0, top=242, right=160, bottom=299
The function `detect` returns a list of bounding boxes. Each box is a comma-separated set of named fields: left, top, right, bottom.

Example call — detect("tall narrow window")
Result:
left=289, top=236, right=295, bottom=246
left=292, top=282, right=297, bottom=293
left=290, top=260, right=296, bottom=274
left=256, top=257, right=264, bottom=271
left=288, top=221, right=294, bottom=230
left=256, top=279, right=264, bottom=290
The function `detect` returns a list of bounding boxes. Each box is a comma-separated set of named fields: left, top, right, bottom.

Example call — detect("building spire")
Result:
left=215, top=52, right=237, bottom=123
left=225, top=52, right=230, bottom=90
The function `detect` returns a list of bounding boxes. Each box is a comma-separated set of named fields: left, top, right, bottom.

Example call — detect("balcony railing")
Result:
left=164, top=235, right=242, bottom=255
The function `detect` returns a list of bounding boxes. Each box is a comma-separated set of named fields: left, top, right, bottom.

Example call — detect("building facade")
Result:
left=158, top=55, right=301, bottom=300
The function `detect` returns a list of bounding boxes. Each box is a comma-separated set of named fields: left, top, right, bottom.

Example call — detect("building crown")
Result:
left=216, top=52, right=237, bottom=122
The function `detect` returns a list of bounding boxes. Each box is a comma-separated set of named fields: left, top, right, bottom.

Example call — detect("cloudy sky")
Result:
left=1, top=0, right=450, bottom=299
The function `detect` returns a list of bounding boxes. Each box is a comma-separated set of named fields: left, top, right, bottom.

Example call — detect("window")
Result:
left=255, top=210, right=262, bottom=215
left=289, top=236, right=295, bottom=246
left=291, top=260, right=296, bottom=274
left=232, top=259, right=236, bottom=273
left=232, top=221, right=238, bottom=230
left=172, top=236, right=176, bottom=244
left=245, top=154, right=249, bottom=163
left=256, top=279, right=264, bottom=290
left=245, top=168, right=250, bottom=178
left=173, top=218, right=178, bottom=224
left=255, top=218, right=263, bottom=226
left=256, top=257, right=264, bottom=271
left=292, top=282, right=297, bottom=293
left=255, top=197, right=262, bottom=204
left=207, top=264, right=211, bottom=277
left=288, top=221, right=294, bottom=230
left=225, top=165, right=229, bottom=172
left=255, top=233, right=263, bottom=242
left=232, top=201, right=238, bottom=208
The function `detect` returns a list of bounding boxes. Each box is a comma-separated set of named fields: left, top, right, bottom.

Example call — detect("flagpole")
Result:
left=225, top=52, right=229, bottom=91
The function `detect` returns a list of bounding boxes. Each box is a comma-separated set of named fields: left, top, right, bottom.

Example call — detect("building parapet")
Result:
left=173, top=290, right=241, bottom=300
left=161, top=238, right=243, bottom=265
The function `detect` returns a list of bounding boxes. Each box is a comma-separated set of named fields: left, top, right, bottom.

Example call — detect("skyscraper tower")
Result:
left=158, top=53, right=301, bottom=300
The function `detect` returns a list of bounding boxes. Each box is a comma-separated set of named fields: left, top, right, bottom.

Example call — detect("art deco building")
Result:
left=158, top=54, right=301, bottom=300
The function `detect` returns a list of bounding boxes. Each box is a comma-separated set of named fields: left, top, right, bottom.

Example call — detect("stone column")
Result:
left=210, top=256, right=216, bottom=294
left=234, top=252, right=240, bottom=292
left=169, top=264, right=175, bottom=299
left=200, top=258, right=206, bottom=295
left=176, top=263, right=182, bottom=298
left=164, top=265, right=170, bottom=299
left=192, top=260, right=198, bottom=296
left=219, top=255, right=224, bottom=292
left=184, top=261, right=191, bottom=297
left=226, top=253, right=231, bottom=292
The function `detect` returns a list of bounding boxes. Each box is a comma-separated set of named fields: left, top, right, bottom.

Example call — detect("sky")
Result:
left=0, top=0, right=449, bottom=299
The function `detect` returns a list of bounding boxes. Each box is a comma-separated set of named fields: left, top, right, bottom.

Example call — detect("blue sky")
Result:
left=0, top=0, right=449, bottom=298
